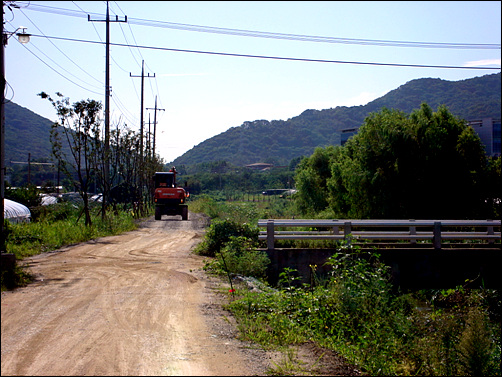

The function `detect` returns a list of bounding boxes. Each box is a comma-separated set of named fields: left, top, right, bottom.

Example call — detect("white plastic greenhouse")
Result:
left=4, top=198, right=31, bottom=223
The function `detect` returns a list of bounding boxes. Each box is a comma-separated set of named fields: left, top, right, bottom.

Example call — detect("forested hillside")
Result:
left=4, top=72, right=500, bottom=168
left=172, top=72, right=501, bottom=167
left=4, top=101, right=55, bottom=163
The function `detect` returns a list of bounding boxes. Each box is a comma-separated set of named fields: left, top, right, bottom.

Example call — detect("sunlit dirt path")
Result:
left=1, top=213, right=271, bottom=376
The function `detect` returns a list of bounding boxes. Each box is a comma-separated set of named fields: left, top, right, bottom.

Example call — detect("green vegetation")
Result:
left=194, top=219, right=259, bottom=258
left=1, top=201, right=142, bottom=290
left=175, top=160, right=297, bottom=197
left=188, top=192, right=297, bottom=223
left=295, top=103, right=501, bottom=219
left=227, top=252, right=500, bottom=376
left=204, top=235, right=270, bottom=279
left=171, top=73, right=500, bottom=166
left=5, top=74, right=500, bottom=181
left=4, top=74, right=501, bottom=375
left=190, top=196, right=501, bottom=376
left=4, top=101, right=58, bottom=165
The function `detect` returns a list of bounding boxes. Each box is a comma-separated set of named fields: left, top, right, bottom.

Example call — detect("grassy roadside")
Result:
left=1, top=202, right=147, bottom=290
left=3, top=195, right=500, bottom=375
left=190, top=196, right=501, bottom=376
left=224, top=255, right=501, bottom=376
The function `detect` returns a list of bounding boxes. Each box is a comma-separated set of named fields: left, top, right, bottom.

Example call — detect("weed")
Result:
left=457, top=306, right=497, bottom=376
left=2, top=204, right=139, bottom=291
left=225, top=240, right=501, bottom=375
left=194, top=218, right=259, bottom=257
left=269, top=347, right=309, bottom=376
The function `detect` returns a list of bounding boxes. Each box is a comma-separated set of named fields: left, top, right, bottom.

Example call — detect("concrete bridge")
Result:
left=258, top=219, right=501, bottom=290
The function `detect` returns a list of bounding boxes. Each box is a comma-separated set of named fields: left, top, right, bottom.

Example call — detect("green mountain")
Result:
left=4, top=101, right=55, bottom=163
left=171, top=72, right=501, bottom=166
left=4, top=73, right=501, bottom=168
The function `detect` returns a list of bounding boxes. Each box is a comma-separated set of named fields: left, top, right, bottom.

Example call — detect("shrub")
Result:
left=217, top=236, right=269, bottom=278
left=458, top=307, right=497, bottom=376
left=31, top=201, right=77, bottom=222
left=194, top=218, right=259, bottom=257
left=5, top=184, right=41, bottom=208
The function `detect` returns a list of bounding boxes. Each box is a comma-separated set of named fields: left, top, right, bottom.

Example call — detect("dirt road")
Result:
left=1, top=213, right=272, bottom=376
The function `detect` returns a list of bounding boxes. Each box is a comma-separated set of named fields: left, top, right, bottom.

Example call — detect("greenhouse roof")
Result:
left=4, top=198, right=31, bottom=223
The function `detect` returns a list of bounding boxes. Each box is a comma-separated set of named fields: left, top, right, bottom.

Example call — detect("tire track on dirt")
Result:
left=1, top=214, right=272, bottom=376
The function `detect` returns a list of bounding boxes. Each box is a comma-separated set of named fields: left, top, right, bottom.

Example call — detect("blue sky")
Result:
left=4, top=1, right=501, bottom=163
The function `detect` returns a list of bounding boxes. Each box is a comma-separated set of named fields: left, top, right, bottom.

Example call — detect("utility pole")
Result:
left=2, top=2, right=31, bottom=252
left=130, top=60, right=155, bottom=211
left=10, top=156, right=55, bottom=186
left=130, top=60, right=155, bottom=164
left=88, top=1, right=126, bottom=216
left=146, top=96, right=164, bottom=159
left=1, top=3, right=5, bottom=252
left=147, top=113, right=151, bottom=159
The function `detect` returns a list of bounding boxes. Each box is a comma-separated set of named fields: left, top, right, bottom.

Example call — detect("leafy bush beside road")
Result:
left=227, top=249, right=501, bottom=376
left=190, top=196, right=501, bottom=376
left=194, top=218, right=259, bottom=258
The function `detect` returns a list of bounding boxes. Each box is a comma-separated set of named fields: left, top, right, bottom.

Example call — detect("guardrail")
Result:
left=258, top=219, right=501, bottom=250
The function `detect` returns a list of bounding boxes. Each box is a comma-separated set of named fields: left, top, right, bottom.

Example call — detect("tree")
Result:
left=297, top=103, right=494, bottom=219
left=483, top=156, right=501, bottom=218
left=294, top=146, right=338, bottom=216
left=39, top=92, right=102, bottom=226
left=407, top=103, right=487, bottom=218
left=330, top=107, right=416, bottom=218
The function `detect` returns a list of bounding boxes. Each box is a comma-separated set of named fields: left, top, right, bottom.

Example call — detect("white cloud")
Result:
left=463, top=59, right=501, bottom=67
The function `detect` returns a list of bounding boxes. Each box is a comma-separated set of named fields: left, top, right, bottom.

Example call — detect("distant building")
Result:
left=340, top=128, right=358, bottom=146
left=245, top=163, right=273, bottom=171
left=468, top=118, right=501, bottom=157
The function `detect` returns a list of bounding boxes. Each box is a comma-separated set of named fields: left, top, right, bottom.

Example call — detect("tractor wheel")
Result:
left=155, top=206, right=162, bottom=220
left=181, top=206, right=188, bottom=221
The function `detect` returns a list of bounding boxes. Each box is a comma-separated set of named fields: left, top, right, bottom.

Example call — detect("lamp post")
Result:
left=1, top=4, right=30, bottom=252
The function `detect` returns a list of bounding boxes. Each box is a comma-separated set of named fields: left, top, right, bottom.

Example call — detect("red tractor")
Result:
left=153, top=167, right=189, bottom=220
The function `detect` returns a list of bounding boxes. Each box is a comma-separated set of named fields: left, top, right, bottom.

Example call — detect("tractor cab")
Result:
left=153, top=167, right=189, bottom=221
left=154, top=171, right=176, bottom=188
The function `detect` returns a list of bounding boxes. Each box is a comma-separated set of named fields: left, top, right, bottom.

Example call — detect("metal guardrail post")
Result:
left=267, top=219, right=275, bottom=250
left=344, top=221, right=352, bottom=245
left=409, top=219, right=417, bottom=245
left=487, top=220, right=494, bottom=244
left=433, top=221, right=441, bottom=249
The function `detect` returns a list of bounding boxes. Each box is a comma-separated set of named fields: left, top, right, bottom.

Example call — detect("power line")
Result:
left=111, top=92, right=138, bottom=125
left=17, top=40, right=103, bottom=95
left=73, top=1, right=131, bottom=75
left=111, top=2, right=161, bottom=107
left=18, top=8, right=102, bottom=86
left=28, top=34, right=502, bottom=71
left=6, top=21, right=103, bottom=91
left=126, top=18, right=502, bottom=50
left=15, top=1, right=501, bottom=50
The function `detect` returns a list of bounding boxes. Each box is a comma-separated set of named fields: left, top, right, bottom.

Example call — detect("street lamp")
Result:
left=1, top=17, right=30, bottom=252
left=15, top=27, right=30, bottom=44
left=2, top=26, right=30, bottom=45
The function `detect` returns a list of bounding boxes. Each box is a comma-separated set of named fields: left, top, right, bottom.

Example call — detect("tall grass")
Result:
left=226, top=250, right=501, bottom=376
left=188, top=193, right=296, bottom=223
left=189, top=196, right=501, bottom=375
left=6, top=203, right=139, bottom=259
left=2, top=202, right=142, bottom=290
